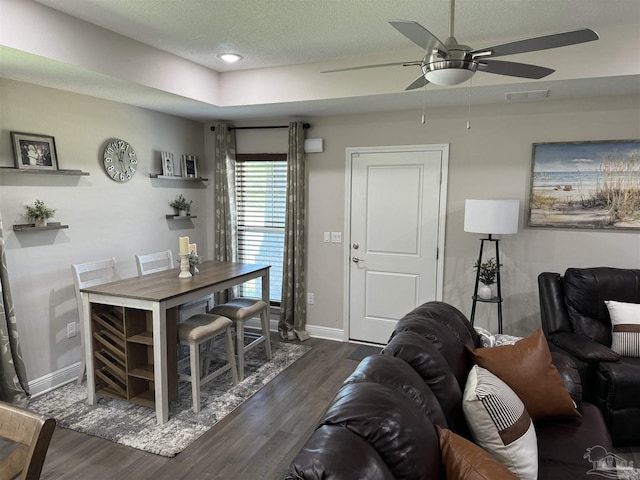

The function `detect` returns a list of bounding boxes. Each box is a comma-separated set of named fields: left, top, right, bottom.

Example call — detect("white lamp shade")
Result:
left=464, top=199, right=520, bottom=234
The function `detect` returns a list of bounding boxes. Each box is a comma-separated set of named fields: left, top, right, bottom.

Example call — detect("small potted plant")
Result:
left=474, top=257, right=501, bottom=299
left=188, top=251, right=201, bottom=275
left=24, top=199, right=56, bottom=227
left=170, top=194, right=192, bottom=216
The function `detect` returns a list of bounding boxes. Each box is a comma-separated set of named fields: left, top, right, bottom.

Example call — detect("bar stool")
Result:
left=208, top=298, right=272, bottom=381
left=177, top=313, right=238, bottom=413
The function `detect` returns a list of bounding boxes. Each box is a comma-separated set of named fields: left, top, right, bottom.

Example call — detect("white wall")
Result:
left=0, top=78, right=208, bottom=387
left=224, top=94, right=640, bottom=340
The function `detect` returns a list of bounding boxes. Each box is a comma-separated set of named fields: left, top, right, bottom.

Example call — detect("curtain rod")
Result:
left=210, top=123, right=310, bottom=132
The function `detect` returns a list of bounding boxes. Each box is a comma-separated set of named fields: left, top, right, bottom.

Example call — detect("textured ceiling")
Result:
left=34, top=0, right=640, bottom=72
left=2, top=0, right=639, bottom=121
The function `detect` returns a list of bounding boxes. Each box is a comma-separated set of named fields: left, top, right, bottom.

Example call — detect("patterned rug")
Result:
left=29, top=341, right=310, bottom=457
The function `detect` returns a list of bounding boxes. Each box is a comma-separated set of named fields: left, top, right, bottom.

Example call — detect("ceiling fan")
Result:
left=322, top=0, right=599, bottom=90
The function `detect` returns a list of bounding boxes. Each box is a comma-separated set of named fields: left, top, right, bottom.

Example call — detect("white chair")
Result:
left=135, top=250, right=213, bottom=318
left=71, top=257, right=118, bottom=385
left=208, top=298, right=272, bottom=381
left=177, top=313, right=238, bottom=412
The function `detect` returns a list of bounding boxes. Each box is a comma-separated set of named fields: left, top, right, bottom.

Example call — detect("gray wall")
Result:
left=1, top=76, right=639, bottom=393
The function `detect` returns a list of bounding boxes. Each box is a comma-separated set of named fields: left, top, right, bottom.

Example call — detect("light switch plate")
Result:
left=331, top=232, right=342, bottom=243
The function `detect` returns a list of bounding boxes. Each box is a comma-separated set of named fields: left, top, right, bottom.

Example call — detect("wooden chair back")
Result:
left=135, top=250, right=174, bottom=276
left=70, top=257, right=118, bottom=384
left=0, top=401, right=56, bottom=480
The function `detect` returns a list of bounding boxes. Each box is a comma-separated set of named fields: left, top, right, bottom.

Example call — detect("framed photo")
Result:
left=529, top=139, right=640, bottom=230
left=11, top=132, right=59, bottom=171
left=161, top=151, right=174, bottom=176
left=181, top=154, right=198, bottom=178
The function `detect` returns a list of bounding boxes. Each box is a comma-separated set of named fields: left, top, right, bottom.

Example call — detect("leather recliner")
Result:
left=538, top=267, right=640, bottom=446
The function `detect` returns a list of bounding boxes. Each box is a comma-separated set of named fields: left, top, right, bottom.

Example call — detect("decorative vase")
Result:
left=189, top=265, right=199, bottom=275
left=178, top=209, right=187, bottom=217
left=35, top=218, right=47, bottom=227
left=478, top=283, right=493, bottom=300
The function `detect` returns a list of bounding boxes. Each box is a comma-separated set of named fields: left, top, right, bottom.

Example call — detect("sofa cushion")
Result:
left=392, top=301, right=478, bottom=387
left=468, top=328, right=580, bottom=420
left=437, top=426, right=517, bottom=480
left=536, top=402, right=613, bottom=479
left=606, top=300, right=640, bottom=356
left=564, top=267, right=640, bottom=347
left=343, top=353, right=447, bottom=427
left=286, top=425, right=395, bottom=480
left=382, top=330, right=462, bottom=430
left=463, top=365, right=538, bottom=480
left=321, top=381, right=442, bottom=479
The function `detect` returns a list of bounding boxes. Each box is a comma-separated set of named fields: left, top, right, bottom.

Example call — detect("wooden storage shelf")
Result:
left=0, top=167, right=89, bottom=176
left=90, top=303, right=177, bottom=408
left=13, top=222, right=69, bottom=232
left=165, top=214, right=197, bottom=220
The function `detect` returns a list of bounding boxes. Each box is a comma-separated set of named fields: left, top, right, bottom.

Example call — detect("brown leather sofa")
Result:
left=539, top=267, right=640, bottom=446
left=287, top=301, right=613, bottom=479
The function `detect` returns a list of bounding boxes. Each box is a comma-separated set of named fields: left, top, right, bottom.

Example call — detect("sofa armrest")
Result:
left=551, top=351, right=583, bottom=404
left=550, top=332, right=621, bottom=363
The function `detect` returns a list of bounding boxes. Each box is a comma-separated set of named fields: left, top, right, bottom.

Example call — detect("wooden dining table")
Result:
left=80, top=260, right=270, bottom=425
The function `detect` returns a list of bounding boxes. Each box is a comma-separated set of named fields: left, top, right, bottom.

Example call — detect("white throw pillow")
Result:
left=463, top=365, right=538, bottom=480
left=605, top=300, right=640, bottom=357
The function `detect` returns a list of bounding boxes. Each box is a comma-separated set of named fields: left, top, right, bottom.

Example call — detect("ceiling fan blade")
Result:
left=389, top=20, right=449, bottom=54
left=471, top=28, right=598, bottom=58
left=405, top=75, right=429, bottom=91
left=478, top=59, right=555, bottom=79
left=321, top=61, right=420, bottom=74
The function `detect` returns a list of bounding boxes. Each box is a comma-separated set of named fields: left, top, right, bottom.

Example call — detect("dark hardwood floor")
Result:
left=38, top=335, right=360, bottom=480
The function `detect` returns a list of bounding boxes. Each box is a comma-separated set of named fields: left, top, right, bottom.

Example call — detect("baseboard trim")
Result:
left=245, top=318, right=344, bottom=342
left=29, top=362, right=80, bottom=398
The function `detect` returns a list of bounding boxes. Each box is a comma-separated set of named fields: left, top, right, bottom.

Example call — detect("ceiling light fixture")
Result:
left=217, top=53, right=243, bottom=63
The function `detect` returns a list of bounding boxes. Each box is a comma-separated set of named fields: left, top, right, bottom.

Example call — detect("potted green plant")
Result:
left=188, top=251, right=201, bottom=275
left=474, top=257, right=501, bottom=299
left=170, top=194, right=192, bottom=216
left=24, top=199, right=56, bottom=227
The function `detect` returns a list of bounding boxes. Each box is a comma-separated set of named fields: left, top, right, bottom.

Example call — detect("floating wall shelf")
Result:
left=150, top=174, right=207, bottom=184
left=13, top=222, right=69, bottom=232
left=0, top=167, right=89, bottom=176
left=165, top=215, right=197, bottom=220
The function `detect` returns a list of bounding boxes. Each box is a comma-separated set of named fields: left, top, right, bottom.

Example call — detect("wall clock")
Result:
left=103, top=138, right=137, bottom=183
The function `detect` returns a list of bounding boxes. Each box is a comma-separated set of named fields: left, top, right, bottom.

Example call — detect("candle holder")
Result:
left=178, top=253, right=192, bottom=278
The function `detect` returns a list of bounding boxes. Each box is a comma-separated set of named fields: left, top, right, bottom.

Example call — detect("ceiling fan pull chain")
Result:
left=422, top=84, right=428, bottom=124
left=466, top=77, right=473, bottom=130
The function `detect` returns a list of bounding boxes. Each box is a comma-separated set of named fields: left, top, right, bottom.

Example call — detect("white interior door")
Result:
left=347, top=145, right=448, bottom=344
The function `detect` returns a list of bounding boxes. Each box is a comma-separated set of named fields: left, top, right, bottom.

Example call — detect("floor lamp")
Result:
left=464, top=199, right=519, bottom=333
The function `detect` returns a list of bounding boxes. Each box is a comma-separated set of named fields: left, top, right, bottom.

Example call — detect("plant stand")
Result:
left=470, top=235, right=504, bottom=333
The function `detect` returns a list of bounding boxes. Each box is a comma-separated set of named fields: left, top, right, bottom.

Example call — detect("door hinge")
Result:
left=436, top=247, right=439, bottom=259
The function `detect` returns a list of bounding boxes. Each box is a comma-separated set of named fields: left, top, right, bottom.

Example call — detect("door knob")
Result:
left=352, top=256, right=360, bottom=263
left=353, top=243, right=359, bottom=250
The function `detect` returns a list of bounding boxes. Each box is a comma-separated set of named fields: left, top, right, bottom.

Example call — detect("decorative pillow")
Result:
left=463, top=365, right=538, bottom=480
left=606, top=300, right=640, bottom=357
left=474, top=326, right=496, bottom=347
left=437, top=425, right=517, bottom=479
left=467, top=328, right=579, bottom=420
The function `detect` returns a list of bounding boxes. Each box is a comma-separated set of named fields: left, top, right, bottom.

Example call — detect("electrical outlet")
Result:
left=323, top=232, right=331, bottom=243
left=307, top=293, right=315, bottom=305
left=66, top=322, right=77, bottom=339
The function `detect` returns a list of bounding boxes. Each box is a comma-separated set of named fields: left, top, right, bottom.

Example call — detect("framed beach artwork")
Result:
left=161, top=151, right=174, bottom=176
left=529, top=140, right=640, bottom=229
left=10, top=131, right=59, bottom=171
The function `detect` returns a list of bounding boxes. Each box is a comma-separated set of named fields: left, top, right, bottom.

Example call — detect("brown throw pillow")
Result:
left=467, top=328, right=579, bottom=420
left=437, top=426, right=517, bottom=480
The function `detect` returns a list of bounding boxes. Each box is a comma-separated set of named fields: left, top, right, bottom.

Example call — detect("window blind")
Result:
left=235, top=155, right=286, bottom=303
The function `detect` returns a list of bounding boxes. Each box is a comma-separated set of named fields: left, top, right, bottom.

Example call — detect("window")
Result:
left=235, top=154, right=286, bottom=304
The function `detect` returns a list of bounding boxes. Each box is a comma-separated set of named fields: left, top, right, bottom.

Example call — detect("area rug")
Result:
left=29, top=341, right=310, bottom=457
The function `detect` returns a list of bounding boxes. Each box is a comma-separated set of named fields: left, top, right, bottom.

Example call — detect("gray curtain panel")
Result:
left=279, top=122, right=310, bottom=341
left=213, top=122, right=238, bottom=303
left=0, top=214, right=29, bottom=405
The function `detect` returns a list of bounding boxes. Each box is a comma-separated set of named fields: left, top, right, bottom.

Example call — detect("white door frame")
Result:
left=342, top=144, right=449, bottom=342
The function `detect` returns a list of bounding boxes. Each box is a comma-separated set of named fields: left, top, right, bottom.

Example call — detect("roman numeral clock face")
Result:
left=103, top=139, right=137, bottom=182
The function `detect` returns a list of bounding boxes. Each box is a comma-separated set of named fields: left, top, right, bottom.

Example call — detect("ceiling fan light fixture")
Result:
left=423, top=60, right=476, bottom=86
left=217, top=53, right=243, bottom=63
